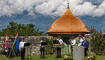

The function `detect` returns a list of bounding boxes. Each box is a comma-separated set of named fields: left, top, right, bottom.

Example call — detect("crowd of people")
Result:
left=3, top=37, right=27, bottom=60
left=57, top=35, right=89, bottom=57
left=2, top=35, right=89, bottom=60
left=39, top=35, right=89, bottom=59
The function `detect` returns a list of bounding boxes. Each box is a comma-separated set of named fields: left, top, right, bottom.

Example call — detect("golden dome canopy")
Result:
left=47, top=8, right=90, bottom=35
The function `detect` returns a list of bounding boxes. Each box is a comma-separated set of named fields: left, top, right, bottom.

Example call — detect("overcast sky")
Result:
left=0, top=0, right=105, bottom=17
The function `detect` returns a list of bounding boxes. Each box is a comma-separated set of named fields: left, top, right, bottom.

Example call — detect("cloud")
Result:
left=35, top=0, right=65, bottom=16
left=0, top=0, right=105, bottom=17
left=72, top=2, right=96, bottom=16
left=0, top=0, right=46, bottom=16
left=84, top=0, right=104, bottom=4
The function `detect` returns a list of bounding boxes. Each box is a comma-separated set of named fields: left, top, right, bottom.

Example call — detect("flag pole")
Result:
left=4, top=34, right=8, bottom=49
left=8, top=33, right=18, bottom=58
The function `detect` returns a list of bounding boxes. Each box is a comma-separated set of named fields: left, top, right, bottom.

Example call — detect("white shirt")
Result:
left=40, top=40, right=45, bottom=47
left=78, top=38, right=83, bottom=46
left=19, top=41, right=26, bottom=50
left=71, top=39, right=76, bottom=46
left=80, top=38, right=83, bottom=43
left=57, top=39, right=64, bottom=44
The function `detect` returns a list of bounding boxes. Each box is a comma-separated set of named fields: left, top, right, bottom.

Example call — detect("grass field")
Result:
left=0, top=55, right=63, bottom=60
left=0, top=55, right=105, bottom=60
left=95, top=56, right=105, bottom=60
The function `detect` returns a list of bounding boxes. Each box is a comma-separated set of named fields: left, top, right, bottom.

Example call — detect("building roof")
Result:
left=47, top=8, right=90, bottom=35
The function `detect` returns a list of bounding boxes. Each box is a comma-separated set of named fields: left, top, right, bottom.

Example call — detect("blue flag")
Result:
left=15, top=34, right=19, bottom=52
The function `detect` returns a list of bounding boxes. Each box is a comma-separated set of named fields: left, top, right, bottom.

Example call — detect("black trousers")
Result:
left=56, top=47, right=61, bottom=58
left=8, top=48, right=12, bottom=58
left=40, top=47, right=45, bottom=58
left=84, top=48, right=88, bottom=57
left=21, top=48, right=25, bottom=60
left=71, top=46, right=73, bottom=55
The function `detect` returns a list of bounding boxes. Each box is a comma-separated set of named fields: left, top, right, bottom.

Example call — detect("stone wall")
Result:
left=0, top=36, right=52, bottom=55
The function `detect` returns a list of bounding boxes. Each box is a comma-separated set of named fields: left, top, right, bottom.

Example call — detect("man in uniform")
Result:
left=40, top=37, right=47, bottom=58
left=82, top=36, right=89, bottom=56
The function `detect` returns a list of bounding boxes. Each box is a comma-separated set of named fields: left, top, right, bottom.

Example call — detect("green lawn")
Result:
left=0, top=55, right=105, bottom=60
left=95, top=56, right=105, bottom=60
left=0, top=55, right=63, bottom=60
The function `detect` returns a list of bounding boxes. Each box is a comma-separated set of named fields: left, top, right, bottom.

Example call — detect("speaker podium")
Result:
left=73, top=46, right=84, bottom=60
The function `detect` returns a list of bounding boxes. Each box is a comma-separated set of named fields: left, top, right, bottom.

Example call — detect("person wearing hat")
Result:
left=78, top=35, right=83, bottom=46
left=70, top=36, right=77, bottom=55
left=71, top=36, right=76, bottom=46
left=81, top=36, right=89, bottom=56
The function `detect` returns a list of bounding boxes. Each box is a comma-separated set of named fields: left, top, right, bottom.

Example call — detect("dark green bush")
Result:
left=90, top=29, right=105, bottom=55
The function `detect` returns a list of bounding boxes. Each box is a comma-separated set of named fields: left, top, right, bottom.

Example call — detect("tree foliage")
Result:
left=0, top=21, right=44, bottom=36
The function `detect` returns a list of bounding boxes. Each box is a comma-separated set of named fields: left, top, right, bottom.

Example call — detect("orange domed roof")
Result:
left=47, top=8, right=90, bottom=35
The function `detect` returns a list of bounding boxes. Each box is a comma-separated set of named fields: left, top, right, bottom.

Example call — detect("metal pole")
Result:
left=30, top=40, right=32, bottom=60
left=8, top=37, right=16, bottom=58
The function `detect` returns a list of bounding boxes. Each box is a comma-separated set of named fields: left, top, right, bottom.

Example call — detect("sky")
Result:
left=0, top=0, right=105, bottom=32
left=0, top=0, right=105, bottom=17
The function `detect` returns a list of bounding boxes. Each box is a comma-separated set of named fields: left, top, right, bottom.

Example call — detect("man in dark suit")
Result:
left=82, top=36, right=89, bottom=57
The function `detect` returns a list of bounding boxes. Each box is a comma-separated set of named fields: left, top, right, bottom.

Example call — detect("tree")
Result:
left=0, top=21, right=44, bottom=36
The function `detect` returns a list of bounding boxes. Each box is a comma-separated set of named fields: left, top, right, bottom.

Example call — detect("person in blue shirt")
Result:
left=82, top=36, right=89, bottom=56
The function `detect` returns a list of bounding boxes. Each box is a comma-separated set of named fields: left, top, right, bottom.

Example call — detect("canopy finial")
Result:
left=67, top=0, right=69, bottom=8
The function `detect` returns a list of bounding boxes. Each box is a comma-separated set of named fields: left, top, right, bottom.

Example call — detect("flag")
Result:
left=4, top=35, right=8, bottom=49
left=15, top=33, right=19, bottom=52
